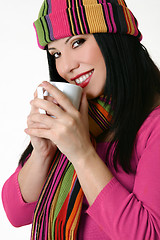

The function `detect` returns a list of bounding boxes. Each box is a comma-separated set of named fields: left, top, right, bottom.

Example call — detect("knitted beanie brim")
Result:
left=33, top=0, right=142, bottom=49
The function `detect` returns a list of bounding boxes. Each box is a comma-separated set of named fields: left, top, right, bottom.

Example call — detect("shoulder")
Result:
left=139, top=106, right=160, bottom=136
left=135, top=106, right=160, bottom=157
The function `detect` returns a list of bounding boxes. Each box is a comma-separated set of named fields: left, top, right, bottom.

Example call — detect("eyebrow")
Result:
left=48, top=36, right=74, bottom=50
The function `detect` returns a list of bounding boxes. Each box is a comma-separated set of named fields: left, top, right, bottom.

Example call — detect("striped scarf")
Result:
left=31, top=96, right=113, bottom=240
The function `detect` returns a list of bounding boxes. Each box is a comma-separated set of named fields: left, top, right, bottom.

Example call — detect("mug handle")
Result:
left=37, top=86, right=46, bottom=114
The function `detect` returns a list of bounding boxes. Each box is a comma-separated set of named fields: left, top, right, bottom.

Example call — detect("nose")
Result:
left=56, top=51, right=80, bottom=78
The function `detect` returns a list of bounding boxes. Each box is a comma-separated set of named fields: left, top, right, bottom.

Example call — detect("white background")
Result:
left=0, top=0, right=160, bottom=239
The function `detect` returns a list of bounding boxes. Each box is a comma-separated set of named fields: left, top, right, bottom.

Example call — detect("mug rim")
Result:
left=49, top=81, right=82, bottom=90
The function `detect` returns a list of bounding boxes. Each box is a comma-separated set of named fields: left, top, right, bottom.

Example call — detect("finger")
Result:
left=35, top=83, right=46, bottom=98
left=27, top=112, right=59, bottom=129
left=34, top=85, right=42, bottom=98
left=44, top=95, right=59, bottom=105
left=27, top=118, right=48, bottom=129
left=30, top=85, right=46, bottom=114
left=30, top=88, right=41, bottom=114
left=30, top=99, right=40, bottom=114
left=34, top=90, right=37, bottom=98
left=41, top=81, right=75, bottom=113
left=24, top=127, right=51, bottom=140
left=30, top=98, right=65, bottom=118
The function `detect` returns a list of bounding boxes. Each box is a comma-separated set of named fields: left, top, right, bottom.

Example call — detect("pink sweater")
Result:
left=2, top=106, right=160, bottom=239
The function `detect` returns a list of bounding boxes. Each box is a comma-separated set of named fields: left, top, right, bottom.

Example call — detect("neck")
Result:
left=96, top=130, right=115, bottom=143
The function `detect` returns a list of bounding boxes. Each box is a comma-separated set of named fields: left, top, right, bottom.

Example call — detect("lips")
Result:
left=71, top=69, right=94, bottom=88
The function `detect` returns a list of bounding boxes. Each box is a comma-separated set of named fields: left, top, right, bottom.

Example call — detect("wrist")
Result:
left=72, top=146, right=113, bottom=206
left=73, top=145, right=96, bottom=169
left=31, top=148, right=54, bottom=166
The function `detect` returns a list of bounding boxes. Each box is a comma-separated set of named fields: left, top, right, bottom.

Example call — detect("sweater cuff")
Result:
left=15, top=168, right=37, bottom=206
left=86, top=177, right=119, bottom=215
left=2, top=166, right=37, bottom=227
left=86, top=177, right=130, bottom=236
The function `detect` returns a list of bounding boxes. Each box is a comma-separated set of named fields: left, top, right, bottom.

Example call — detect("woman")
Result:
left=2, top=0, right=160, bottom=239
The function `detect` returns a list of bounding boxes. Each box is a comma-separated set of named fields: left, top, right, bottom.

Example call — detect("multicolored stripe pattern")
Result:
left=31, top=96, right=113, bottom=240
left=88, top=96, right=113, bottom=137
left=33, top=0, right=142, bottom=49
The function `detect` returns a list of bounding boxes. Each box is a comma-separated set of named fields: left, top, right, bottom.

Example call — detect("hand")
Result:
left=26, top=87, right=57, bottom=161
left=25, top=82, right=94, bottom=165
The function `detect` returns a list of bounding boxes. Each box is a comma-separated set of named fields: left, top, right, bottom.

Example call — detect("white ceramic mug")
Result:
left=37, top=82, right=82, bottom=114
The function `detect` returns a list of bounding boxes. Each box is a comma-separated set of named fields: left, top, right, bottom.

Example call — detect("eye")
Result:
left=72, top=39, right=86, bottom=49
left=48, top=51, right=61, bottom=60
left=53, top=52, right=61, bottom=59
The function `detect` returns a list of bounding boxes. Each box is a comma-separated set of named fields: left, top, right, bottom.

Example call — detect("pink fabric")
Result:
left=108, top=3, right=117, bottom=33
left=50, top=0, right=71, bottom=39
left=71, top=0, right=80, bottom=35
left=1, top=166, right=37, bottom=227
left=2, top=106, right=160, bottom=239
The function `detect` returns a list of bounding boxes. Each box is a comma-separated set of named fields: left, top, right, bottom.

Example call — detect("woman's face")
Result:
left=48, top=34, right=106, bottom=99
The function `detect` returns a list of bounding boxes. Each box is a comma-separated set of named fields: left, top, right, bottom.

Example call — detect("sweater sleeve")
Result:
left=86, top=115, right=160, bottom=239
left=1, top=165, right=37, bottom=227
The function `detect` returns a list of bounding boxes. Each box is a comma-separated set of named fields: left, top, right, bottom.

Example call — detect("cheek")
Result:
left=83, top=46, right=98, bottom=64
left=83, top=45, right=105, bottom=70
left=55, top=61, right=62, bottom=77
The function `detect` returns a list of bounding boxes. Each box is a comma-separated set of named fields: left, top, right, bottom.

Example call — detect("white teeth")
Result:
left=75, top=70, right=93, bottom=84
left=76, top=79, right=80, bottom=83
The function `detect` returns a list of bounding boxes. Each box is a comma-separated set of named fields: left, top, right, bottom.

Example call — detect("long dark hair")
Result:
left=19, top=33, right=160, bottom=172
left=94, top=33, right=160, bottom=172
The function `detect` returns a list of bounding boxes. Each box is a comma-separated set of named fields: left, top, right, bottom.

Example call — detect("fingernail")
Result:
left=52, top=99, right=58, bottom=104
left=24, top=128, right=28, bottom=133
left=42, top=81, right=48, bottom=86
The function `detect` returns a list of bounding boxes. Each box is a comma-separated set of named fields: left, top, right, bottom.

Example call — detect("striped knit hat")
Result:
left=34, top=0, right=142, bottom=49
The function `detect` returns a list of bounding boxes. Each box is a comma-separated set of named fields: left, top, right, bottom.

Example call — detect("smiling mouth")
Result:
left=71, top=70, right=94, bottom=85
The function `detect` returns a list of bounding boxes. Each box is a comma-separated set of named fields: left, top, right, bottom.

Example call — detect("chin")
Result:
left=85, top=87, right=104, bottom=99
left=84, top=82, right=105, bottom=99
left=86, top=92, right=101, bottom=100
